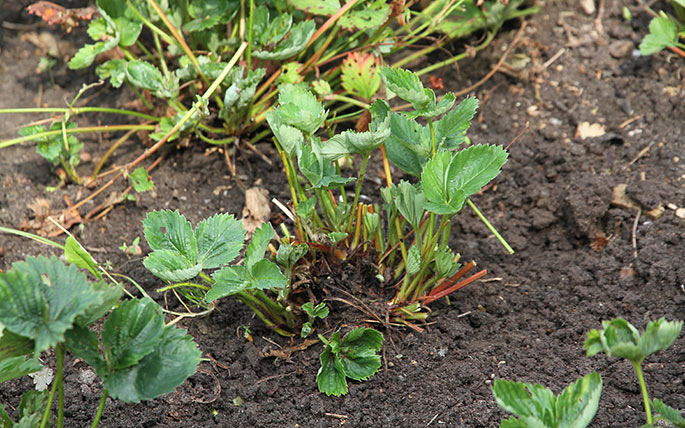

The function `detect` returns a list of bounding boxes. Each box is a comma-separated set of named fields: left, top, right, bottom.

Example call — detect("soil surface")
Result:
left=1, top=1, right=684, bottom=427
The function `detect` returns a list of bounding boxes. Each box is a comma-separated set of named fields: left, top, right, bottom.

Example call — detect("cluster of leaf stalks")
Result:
left=492, top=317, right=684, bottom=428
left=0, top=0, right=536, bottom=193
left=0, top=234, right=201, bottom=428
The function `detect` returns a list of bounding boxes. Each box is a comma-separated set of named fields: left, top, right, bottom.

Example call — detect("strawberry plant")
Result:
left=267, top=66, right=510, bottom=327
left=492, top=372, right=603, bottom=428
left=316, top=327, right=383, bottom=396
left=585, top=317, right=684, bottom=427
left=639, top=1, right=685, bottom=58
left=0, top=254, right=201, bottom=428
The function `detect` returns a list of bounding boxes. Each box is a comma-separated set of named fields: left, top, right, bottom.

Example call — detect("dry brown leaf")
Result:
left=242, top=187, right=271, bottom=235
left=260, top=339, right=319, bottom=360
left=611, top=184, right=665, bottom=219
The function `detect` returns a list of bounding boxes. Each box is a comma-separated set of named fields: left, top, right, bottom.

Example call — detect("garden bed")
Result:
left=1, top=0, right=684, bottom=427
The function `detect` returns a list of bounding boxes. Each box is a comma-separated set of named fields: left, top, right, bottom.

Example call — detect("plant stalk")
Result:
left=90, top=389, right=108, bottom=428
left=632, top=360, right=653, bottom=425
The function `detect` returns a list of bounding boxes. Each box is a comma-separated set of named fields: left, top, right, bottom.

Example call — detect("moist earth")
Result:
left=1, top=1, right=684, bottom=427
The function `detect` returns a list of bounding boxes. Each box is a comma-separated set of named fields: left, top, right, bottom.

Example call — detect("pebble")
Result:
left=609, top=40, right=635, bottom=59
left=676, top=208, right=685, bottom=219
left=580, top=0, right=595, bottom=15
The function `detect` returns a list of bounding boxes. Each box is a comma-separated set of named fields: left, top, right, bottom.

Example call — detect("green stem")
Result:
left=0, top=107, right=160, bottom=122
left=428, top=118, right=436, bottom=157
left=0, top=124, right=156, bottom=149
left=466, top=199, right=514, bottom=254
left=346, top=153, right=370, bottom=232
left=40, top=344, right=64, bottom=428
left=0, top=226, right=64, bottom=249
left=56, top=345, right=64, bottom=428
left=325, top=94, right=370, bottom=109
left=246, top=0, right=254, bottom=70
left=632, top=360, right=652, bottom=425
left=90, top=389, right=108, bottom=428
left=157, top=282, right=210, bottom=293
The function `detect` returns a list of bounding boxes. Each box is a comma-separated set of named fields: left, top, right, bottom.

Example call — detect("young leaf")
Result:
left=266, top=110, right=305, bottom=158
left=206, top=265, right=251, bottom=301
left=339, top=328, right=383, bottom=381
left=253, top=20, right=316, bottom=61
left=384, top=112, right=431, bottom=177
left=273, top=84, right=327, bottom=136
left=0, top=256, right=102, bottom=354
left=317, top=345, right=348, bottom=396
left=129, top=167, right=154, bottom=192
left=143, top=210, right=197, bottom=258
left=65, top=325, right=107, bottom=375
left=302, top=302, right=329, bottom=320
left=126, top=60, right=178, bottom=99
left=0, top=356, right=43, bottom=383
left=250, top=259, right=288, bottom=290
left=380, top=67, right=431, bottom=109
left=69, top=38, right=119, bottom=69
left=322, top=112, right=390, bottom=159
left=245, top=223, right=275, bottom=270
left=298, top=140, right=356, bottom=189
left=275, top=243, right=308, bottom=270
left=639, top=16, right=678, bottom=55
left=143, top=249, right=204, bottom=283
left=406, top=245, right=421, bottom=275
left=422, top=145, right=508, bottom=215
left=434, top=97, right=479, bottom=149
left=395, top=180, right=425, bottom=230
left=102, top=298, right=165, bottom=370
left=64, top=236, right=100, bottom=278
left=653, top=399, right=685, bottom=427
left=183, top=0, right=232, bottom=32
left=492, top=372, right=602, bottom=428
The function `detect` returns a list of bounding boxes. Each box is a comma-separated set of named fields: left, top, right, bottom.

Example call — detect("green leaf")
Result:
left=253, top=20, right=316, bottom=61
left=68, top=38, right=119, bottom=69
left=87, top=17, right=108, bottom=40
left=97, top=0, right=142, bottom=47
left=250, top=259, right=288, bottom=290
left=245, top=223, right=274, bottom=270
left=273, top=83, right=327, bottom=136
left=317, top=346, right=348, bottom=396
left=653, top=399, right=685, bottom=427
left=104, top=325, right=201, bottom=403
left=75, top=281, right=123, bottom=327
left=396, top=180, right=425, bottom=230
left=289, top=0, right=340, bottom=15
left=126, top=60, right=166, bottom=95
left=322, top=109, right=390, bottom=159
left=195, top=213, right=245, bottom=269
left=19, top=125, right=59, bottom=163
left=64, top=325, right=107, bottom=375
left=639, top=16, right=678, bottom=55
left=340, top=328, right=383, bottom=381
left=341, top=52, right=381, bottom=100
left=64, top=236, right=101, bottom=279
left=435, top=248, right=459, bottom=278
left=639, top=318, right=683, bottom=357
left=102, top=298, right=165, bottom=370
left=435, top=97, right=479, bottom=148
left=129, top=167, right=154, bottom=192
left=206, top=265, right=251, bottom=301
left=555, top=372, right=602, bottom=428
left=0, top=404, right=11, bottom=428
left=275, top=243, right=308, bottom=270
left=384, top=112, right=430, bottom=177
left=302, top=302, right=329, bottom=319
left=405, top=92, right=455, bottom=119
left=0, top=329, right=35, bottom=359
left=143, top=249, right=203, bottom=282
left=339, top=1, right=390, bottom=30
left=0, top=355, right=43, bottom=383
left=298, top=141, right=356, bottom=189
left=143, top=210, right=198, bottom=262
left=422, top=145, right=508, bottom=215
left=16, top=390, right=52, bottom=428
left=184, top=0, right=231, bottom=32
left=380, top=67, right=431, bottom=109
left=406, top=245, right=421, bottom=275
left=266, top=111, right=305, bottom=158
left=0, top=256, right=102, bottom=354
left=220, top=67, right=266, bottom=122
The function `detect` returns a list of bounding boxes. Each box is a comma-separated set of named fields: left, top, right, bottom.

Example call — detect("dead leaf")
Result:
left=428, top=75, right=444, bottom=90
left=576, top=121, right=606, bottom=139
left=260, top=339, right=319, bottom=360
left=19, top=197, right=83, bottom=237
left=611, top=184, right=665, bottom=219
left=355, top=109, right=371, bottom=133
left=590, top=230, right=609, bottom=251
left=27, top=1, right=99, bottom=33
left=242, top=188, right=271, bottom=235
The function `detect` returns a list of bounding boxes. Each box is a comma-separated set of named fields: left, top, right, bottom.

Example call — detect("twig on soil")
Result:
left=325, top=413, right=348, bottom=419
left=619, top=115, right=642, bottom=129
left=594, top=0, right=605, bottom=35
left=426, top=412, right=440, bottom=426
left=632, top=209, right=641, bottom=259
left=451, top=19, right=527, bottom=98
left=536, top=48, right=566, bottom=73
left=256, top=371, right=298, bottom=385
left=623, top=142, right=654, bottom=170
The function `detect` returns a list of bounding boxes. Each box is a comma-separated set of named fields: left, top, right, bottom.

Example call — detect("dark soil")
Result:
left=1, top=1, right=684, bottom=427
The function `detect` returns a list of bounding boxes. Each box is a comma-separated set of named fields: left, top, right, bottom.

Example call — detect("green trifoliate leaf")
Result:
left=317, top=346, right=348, bottom=396
left=245, top=223, right=275, bottom=270
left=273, top=83, right=327, bottom=136
left=298, top=140, right=355, bottom=189
left=0, top=256, right=102, bottom=354
left=302, top=302, right=329, bottom=320
left=0, top=355, right=43, bottom=383
left=406, top=245, right=421, bottom=276
left=639, top=16, right=678, bottom=55
left=492, top=372, right=602, bottom=428
left=422, top=145, right=508, bottom=215
left=434, top=97, right=479, bottom=148
left=340, top=328, right=383, bottom=381
left=129, top=167, right=154, bottom=192
left=405, top=92, right=456, bottom=119
left=96, top=59, right=127, bottom=88
left=87, top=17, right=108, bottom=40
left=220, top=67, right=266, bottom=122
left=252, top=8, right=292, bottom=47
left=384, top=113, right=430, bottom=177
left=253, top=20, right=316, bottom=61
left=195, top=213, right=245, bottom=269
left=143, top=210, right=198, bottom=263
left=102, top=298, right=165, bottom=370
left=584, top=318, right=681, bottom=363
left=289, top=0, right=340, bottom=15
left=396, top=180, right=425, bottom=230
left=380, top=67, right=432, bottom=109
left=653, top=399, right=685, bottom=427
left=104, top=324, right=201, bottom=403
